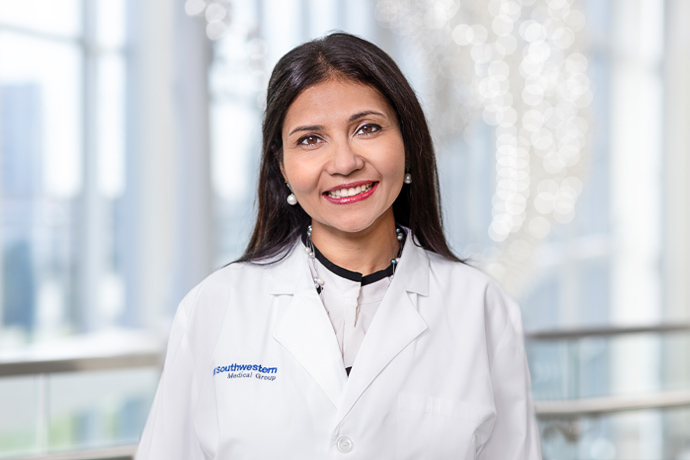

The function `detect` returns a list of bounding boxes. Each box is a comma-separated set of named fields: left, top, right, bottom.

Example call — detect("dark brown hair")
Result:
left=237, top=32, right=460, bottom=263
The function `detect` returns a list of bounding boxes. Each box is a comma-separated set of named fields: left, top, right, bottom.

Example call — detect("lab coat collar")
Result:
left=271, top=244, right=347, bottom=408
left=270, top=230, right=431, bottom=415
left=390, top=229, right=430, bottom=297
left=266, top=243, right=310, bottom=295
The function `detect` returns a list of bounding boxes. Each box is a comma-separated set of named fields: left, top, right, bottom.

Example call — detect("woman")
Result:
left=137, top=32, right=541, bottom=459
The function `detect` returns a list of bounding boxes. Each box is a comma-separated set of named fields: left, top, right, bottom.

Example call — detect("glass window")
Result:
left=0, top=0, right=161, bottom=455
left=0, top=376, right=39, bottom=455
left=0, top=32, right=83, bottom=348
left=0, top=0, right=130, bottom=350
left=0, top=0, right=81, bottom=37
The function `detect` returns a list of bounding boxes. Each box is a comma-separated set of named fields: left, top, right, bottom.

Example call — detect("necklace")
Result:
left=304, top=225, right=405, bottom=293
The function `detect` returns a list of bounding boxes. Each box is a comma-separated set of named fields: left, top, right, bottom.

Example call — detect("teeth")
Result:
left=328, top=183, right=373, bottom=198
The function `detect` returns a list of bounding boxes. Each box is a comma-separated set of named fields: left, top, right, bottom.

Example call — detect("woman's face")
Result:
left=281, top=78, right=405, bottom=239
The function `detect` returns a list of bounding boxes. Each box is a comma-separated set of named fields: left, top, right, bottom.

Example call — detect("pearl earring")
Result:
left=286, top=183, right=297, bottom=205
left=404, top=172, right=412, bottom=184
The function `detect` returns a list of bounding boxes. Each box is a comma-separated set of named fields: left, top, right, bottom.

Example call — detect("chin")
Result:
left=326, top=223, right=373, bottom=235
left=320, top=216, right=390, bottom=236
left=311, top=204, right=396, bottom=236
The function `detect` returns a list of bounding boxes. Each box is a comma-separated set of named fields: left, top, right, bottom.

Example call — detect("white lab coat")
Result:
left=136, top=234, right=541, bottom=460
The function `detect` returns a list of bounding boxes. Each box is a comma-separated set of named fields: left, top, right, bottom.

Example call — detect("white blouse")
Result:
left=306, top=246, right=393, bottom=371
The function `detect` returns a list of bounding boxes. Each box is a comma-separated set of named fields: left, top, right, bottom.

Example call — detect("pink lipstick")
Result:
left=323, top=181, right=378, bottom=204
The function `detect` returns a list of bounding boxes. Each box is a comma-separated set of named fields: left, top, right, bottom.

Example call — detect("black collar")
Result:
left=300, top=227, right=406, bottom=286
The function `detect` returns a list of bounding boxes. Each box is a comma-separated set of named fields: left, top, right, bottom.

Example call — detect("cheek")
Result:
left=385, top=141, right=406, bottom=179
left=283, top=157, right=319, bottom=194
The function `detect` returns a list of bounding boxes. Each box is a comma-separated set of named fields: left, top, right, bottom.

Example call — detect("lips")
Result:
left=325, top=182, right=375, bottom=199
left=323, top=181, right=378, bottom=204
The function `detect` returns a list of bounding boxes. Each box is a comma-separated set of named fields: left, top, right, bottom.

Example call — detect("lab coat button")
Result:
left=336, top=436, right=353, bottom=453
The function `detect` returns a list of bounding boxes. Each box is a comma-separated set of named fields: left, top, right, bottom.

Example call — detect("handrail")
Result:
left=535, top=389, right=690, bottom=418
left=0, top=445, right=136, bottom=460
left=2, top=324, right=688, bottom=377
left=0, top=331, right=164, bottom=377
left=2, top=329, right=689, bottom=425
left=524, top=322, right=690, bottom=341
left=0, top=351, right=162, bottom=377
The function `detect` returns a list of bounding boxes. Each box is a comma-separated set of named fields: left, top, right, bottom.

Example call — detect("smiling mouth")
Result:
left=325, top=182, right=376, bottom=199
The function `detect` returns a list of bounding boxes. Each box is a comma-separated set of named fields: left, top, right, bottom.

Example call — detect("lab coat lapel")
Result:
left=335, top=237, right=430, bottom=424
left=271, top=245, right=347, bottom=408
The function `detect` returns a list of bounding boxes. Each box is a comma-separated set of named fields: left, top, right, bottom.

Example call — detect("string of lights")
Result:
left=377, top=0, right=592, bottom=293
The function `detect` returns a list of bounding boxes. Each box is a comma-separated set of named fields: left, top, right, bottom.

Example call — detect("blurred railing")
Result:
left=525, top=322, right=690, bottom=458
left=0, top=446, right=136, bottom=460
left=0, top=351, right=161, bottom=378
left=525, top=322, right=690, bottom=416
left=0, top=332, right=163, bottom=460
left=525, top=322, right=690, bottom=341
left=536, top=389, right=690, bottom=417
left=1, top=325, right=690, bottom=459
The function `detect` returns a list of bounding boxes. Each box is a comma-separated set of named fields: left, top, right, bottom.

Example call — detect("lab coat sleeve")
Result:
left=136, top=286, right=206, bottom=460
left=477, top=288, right=542, bottom=460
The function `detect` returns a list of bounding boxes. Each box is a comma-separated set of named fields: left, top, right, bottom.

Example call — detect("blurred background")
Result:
left=0, top=0, right=689, bottom=458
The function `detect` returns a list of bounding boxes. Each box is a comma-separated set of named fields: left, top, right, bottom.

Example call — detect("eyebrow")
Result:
left=288, top=125, right=324, bottom=137
left=287, top=110, right=388, bottom=137
left=348, top=110, right=387, bottom=122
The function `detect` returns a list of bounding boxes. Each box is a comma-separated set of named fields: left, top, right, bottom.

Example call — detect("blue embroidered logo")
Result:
left=213, top=363, right=278, bottom=381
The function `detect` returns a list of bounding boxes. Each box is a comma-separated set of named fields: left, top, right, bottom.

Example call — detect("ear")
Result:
left=279, top=160, right=288, bottom=183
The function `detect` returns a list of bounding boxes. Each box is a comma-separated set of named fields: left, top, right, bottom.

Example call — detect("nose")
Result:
left=325, top=138, right=364, bottom=176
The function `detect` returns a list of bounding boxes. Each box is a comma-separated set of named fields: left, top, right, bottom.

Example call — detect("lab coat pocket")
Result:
left=396, top=392, right=484, bottom=460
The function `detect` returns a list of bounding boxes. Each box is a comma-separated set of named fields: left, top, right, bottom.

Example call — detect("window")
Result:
left=0, top=0, right=127, bottom=349
left=0, top=1, right=154, bottom=454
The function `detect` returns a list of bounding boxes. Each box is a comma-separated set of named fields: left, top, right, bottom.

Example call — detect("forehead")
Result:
left=282, top=79, right=394, bottom=130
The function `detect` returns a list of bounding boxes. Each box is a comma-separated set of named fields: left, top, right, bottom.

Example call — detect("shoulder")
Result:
left=425, top=249, right=503, bottom=295
left=167, top=251, right=298, bottom=358
left=177, top=242, right=305, bottom=317
left=201, top=259, right=275, bottom=292
left=180, top=257, right=286, bottom=314
left=422, top=248, right=523, bottom=332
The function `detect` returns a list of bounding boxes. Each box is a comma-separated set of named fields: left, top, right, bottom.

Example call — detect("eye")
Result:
left=357, top=124, right=381, bottom=135
left=298, top=135, right=321, bottom=146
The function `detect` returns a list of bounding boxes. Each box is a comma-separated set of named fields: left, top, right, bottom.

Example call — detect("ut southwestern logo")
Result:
left=213, top=363, right=278, bottom=381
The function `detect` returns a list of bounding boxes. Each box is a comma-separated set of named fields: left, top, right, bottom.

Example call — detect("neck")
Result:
left=309, top=216, right=399, bottom=276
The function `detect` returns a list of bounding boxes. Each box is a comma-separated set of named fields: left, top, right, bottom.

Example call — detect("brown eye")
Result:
left=300, top=135, right=320, bottom=145
left=358, top=124, right=380, bottom=135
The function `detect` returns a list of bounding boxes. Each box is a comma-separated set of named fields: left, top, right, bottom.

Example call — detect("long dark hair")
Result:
left=237, top=32, right=460, bottom=263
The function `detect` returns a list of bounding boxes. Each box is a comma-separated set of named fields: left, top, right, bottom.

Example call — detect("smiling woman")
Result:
left=137, top=32, right=541, bottom=459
